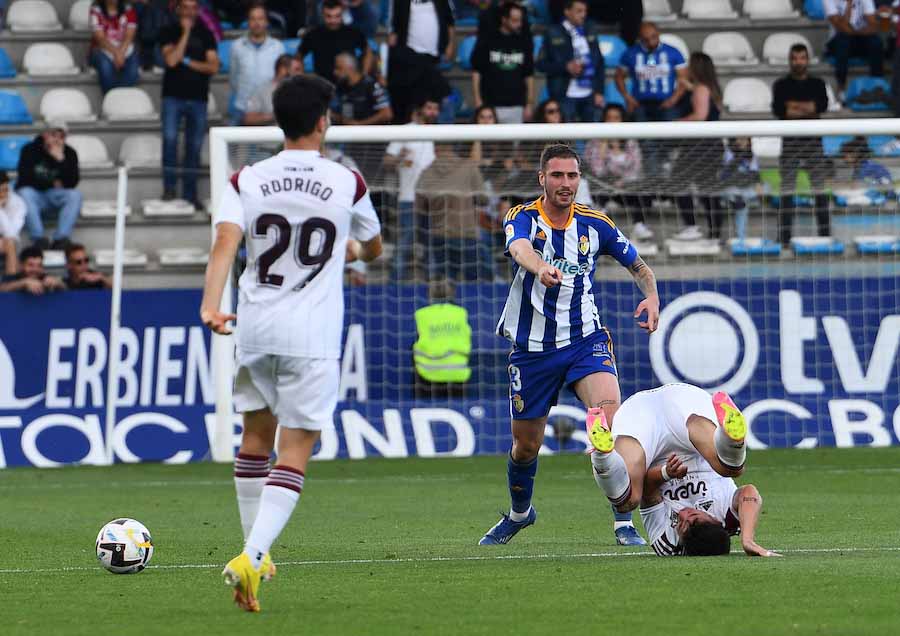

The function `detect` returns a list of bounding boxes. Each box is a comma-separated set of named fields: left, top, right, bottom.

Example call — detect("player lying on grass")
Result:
left=589, top=383, right=780, bottom=557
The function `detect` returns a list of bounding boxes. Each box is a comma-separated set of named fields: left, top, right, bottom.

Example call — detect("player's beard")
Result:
left=548, top=187, right=573, bottom=209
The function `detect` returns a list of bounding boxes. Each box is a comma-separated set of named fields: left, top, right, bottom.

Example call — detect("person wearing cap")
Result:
left=15, top=121, right=82, bottom=251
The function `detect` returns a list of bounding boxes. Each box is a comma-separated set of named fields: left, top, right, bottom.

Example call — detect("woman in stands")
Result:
left=89, top=0, right=140, bottom=93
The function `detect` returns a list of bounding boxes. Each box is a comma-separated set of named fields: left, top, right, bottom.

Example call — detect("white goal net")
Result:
left=209, top=119, right=900, bottom=461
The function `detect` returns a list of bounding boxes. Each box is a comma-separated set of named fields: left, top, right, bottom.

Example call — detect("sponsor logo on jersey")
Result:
left=698, top=500, right=713, bottom=511
left=616, top=229, right=631, bottom=255
left=535, top=229, right=547, bottom=240
left=579, top=234, right=590, bottom=255
left=512, top=393, right=525, bottom=413
left=505, top=224, right=515, bottom=240
left=592, top=341, right=609, bottom=357
left=664, top=480, right=708, bottom=502
left=535, top=251, right=590, bottom=276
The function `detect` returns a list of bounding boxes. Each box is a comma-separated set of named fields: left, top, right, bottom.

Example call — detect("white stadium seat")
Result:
left=723, top=78, right=773, bottom=113
left=82, top=201, right=133, bottom=217
left=659, top=34, right=690, bottom=60
left=66, top=135, right=113, bottom=169
left=96, top=249, right=148, bottom=267
left=643, top=0, right=677, bottom=21
left=702, top=32, right=759, bottom=67
left=7, top=0, right=62, bottom=31
left=158, top=248, right=208, bottom=266
left=743, top=0, right=799, bottom=19
left=23, top=42, right=79, bottom=76
left=762, top=33, right=819, bottom=66
left=39, top=88, right=97, bottom=122
left=119, top=134, right=161, bottom=168
left=682, top=0, right=738, bottom=19
left=143, top=199, right=195, bottom=217
left=68, top=0, right=92, bottom=30
left=102, top=87, right=157, bottom=121
left=751, top=136, right=782, bottom=159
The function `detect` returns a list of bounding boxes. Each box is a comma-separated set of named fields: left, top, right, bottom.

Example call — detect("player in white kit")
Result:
left=588, top=383, right=779, bottom=556
left=199, top=75, right=383, bottom=612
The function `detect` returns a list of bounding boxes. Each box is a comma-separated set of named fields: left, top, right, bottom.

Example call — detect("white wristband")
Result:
left=660, top=464, right=671, bottom=481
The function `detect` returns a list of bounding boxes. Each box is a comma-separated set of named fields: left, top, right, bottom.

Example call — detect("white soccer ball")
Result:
left=95, top=518, right=154, bottom=574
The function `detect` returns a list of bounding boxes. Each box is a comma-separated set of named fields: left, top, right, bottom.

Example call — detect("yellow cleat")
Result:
left=713, top=391, right=746, bottom=442
left=222, top=552, right=263, bottom=612
left=260, top=553, right=276, bottom=582
left=586, top=407, right=614, bottom=453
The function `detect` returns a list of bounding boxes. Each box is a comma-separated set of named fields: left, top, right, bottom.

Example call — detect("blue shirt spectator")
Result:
left=229, top=3, right=284, bottom=124
left=619, top=36, right=685, bottom=103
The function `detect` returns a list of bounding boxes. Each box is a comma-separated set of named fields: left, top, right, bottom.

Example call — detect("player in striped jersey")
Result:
left=479, top=144, right=660, bottom=546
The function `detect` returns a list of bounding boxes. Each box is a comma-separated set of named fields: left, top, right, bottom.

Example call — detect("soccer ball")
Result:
left=95, top=518, right=154, bottom=574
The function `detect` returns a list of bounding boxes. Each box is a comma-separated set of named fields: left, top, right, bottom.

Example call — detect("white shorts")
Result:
left=612, top=384, right=717, bottom=471
left=233, top=349, right=339, bottom=431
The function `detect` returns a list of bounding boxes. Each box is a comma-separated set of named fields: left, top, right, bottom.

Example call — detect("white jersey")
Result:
left=215, top=149, right=381, bottom=358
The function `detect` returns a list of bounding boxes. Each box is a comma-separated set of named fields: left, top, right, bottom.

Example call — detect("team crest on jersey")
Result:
left=512, top=394, right=525, bottom=413
left=579, top=234, right=590, bottom=255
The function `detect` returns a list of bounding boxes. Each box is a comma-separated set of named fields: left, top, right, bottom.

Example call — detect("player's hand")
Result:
left=634, top=295, right=660, bottom=333
left=742, top=540, right=783, bottom=558
left=537, top=264, right=562, bottom=288
left=664, top=453, right=687, bottom=479
left=200, top=308, right=236, bottom=335
left=345, top=239, right=361, bottom=263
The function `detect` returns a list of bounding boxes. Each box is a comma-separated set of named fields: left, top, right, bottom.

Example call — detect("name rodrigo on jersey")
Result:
left=259, top=177, right=333, bottom=201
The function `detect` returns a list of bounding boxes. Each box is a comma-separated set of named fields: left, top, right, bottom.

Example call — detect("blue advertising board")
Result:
left=1, top=278, right=899, bottom=468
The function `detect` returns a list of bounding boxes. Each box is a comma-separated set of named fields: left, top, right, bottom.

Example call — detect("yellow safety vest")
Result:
left=413, top=303, right=472, bottom=383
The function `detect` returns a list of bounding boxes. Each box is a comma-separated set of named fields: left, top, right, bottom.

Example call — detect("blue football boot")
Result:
left=614, top=525, right=647, bottom=546
left=478, top=508, right=537, bottom=545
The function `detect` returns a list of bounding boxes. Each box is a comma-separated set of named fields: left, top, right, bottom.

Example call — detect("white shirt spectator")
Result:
left=385, top=123, right=436, bottom=202
left=824, top=0, right=876, bottom=38
left=0, top=190, right=26, bottom=241
left=407, top=0, right=440, bottom=57
left=230, top=35, right=285, bottom=113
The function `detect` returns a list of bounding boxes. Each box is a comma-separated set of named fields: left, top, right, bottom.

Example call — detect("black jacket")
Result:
left=391, top=0, right=455, bottom=57
left=537, top=20, right=606, bottom=102
left=16, top=135, right=79, bottom=191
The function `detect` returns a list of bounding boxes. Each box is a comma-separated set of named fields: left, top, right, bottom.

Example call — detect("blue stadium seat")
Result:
left=604, top=78, right=632, bottom=107
left=457, top=35, right=477, bottom=70
left=527, top=0, right=552, bottom=25
left=218, top=39, right=233, bottom=73
left=0, top=137, right=32, bottom=171
left=598, top=35, right=626, bottom=68
left=803, top=0, right=825, bottom=19
left=867, top=135, right=900, bottom=157
left=846, top=77, right=891, bottom=111
left=0, top=91, right=33, bottom=125
left=282, top=38, right=300, bottom=56
left=822, top=135, right=853, bottom=156
left=0, top=48, right=16, bottom=79
left=532, top=34, right=544, bottom=60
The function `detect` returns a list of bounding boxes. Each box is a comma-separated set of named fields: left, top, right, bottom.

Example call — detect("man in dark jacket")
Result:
left=387, top=0, right=455, bottom=124
left=16, top=121, right=82, bottom=251
left=537, top=0, right=605, bottom=123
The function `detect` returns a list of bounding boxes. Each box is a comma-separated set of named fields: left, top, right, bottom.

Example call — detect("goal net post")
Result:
left=209, top=118, right=900, bottom=462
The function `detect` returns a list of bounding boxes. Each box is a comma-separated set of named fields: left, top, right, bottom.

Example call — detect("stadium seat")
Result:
left=66, top=135, right=113, bottom=169
left=282, top=38, right=300, bottom=56
left=6, top=0, right=62, bottom=31
left=119, top=134, right=161, bottom=168
left=96, top=249, right=148, bottom=267
left=23, top=42, right=80, bottom=75
left=457, top=35, right=476, bottom=70
left=665, top=238, right=722, bottom=256
left=730, top=237, right=782, bottom=256
left=743, top=0, right=799, bottom=19
left=81, top=201, right=133, bottom=217
left=803, top=0, right=825, bottom=19
left=866, top=135, right=900, bottom=157
left=218, top=39, right=233, bottom=73
left=659, top=33, right=690, bottom=60
left=822, top=135, right=853, bottom=156
left=0, top=91, right=32, bottom=124
left=751, top=136, right=782, bottom=159
left=762, top=33, right=818, bottom=65
left=681, top=0, right=737, bottom=19
left=0, top=137, right=31, bottom=170
left=702, top=32, right=759, bottom=67
left=68, top=0, right=91, bottom=30
left=723, top=78, right=773, bottom=113
left=854, top=235, right=900, bottom=254
left=791, top=236, right=844, bottom=255
left=604, top=78, right=632, bottom=107
left=643, top=0, right=677, bottom=21
left=102, top=87, right=157, bottom=120
left=0, top=49, right=16, bottom=78
left=845, top=77, right=891, bottom=111
left=598, top=35, right=626, bottom=68
left=143, top=199, right=196, bottom=216
left=158, top=248, right=208, bottom=266
left=40, top=88, right=96, bottom=122
left=824, top=81, right=841, bottom=111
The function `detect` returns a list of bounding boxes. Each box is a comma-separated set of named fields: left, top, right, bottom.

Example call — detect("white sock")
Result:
left=234, top=453, right=270, bottom=540
left=590, top=449, right=631, bottom=506
left=614, top=521, right=635, bottom=530
left=509, top=506, right=532, bottom=522
left=715, top=425, right=746, bottom=469
left=244, top=466, right=304, bottom=569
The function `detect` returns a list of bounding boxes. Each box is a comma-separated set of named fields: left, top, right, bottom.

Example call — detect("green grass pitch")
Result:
left=2, top=448, right=899, bottom=635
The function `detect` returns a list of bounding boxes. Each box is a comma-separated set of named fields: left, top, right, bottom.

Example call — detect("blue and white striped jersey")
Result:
left=496, top=198, right=638, bottom=352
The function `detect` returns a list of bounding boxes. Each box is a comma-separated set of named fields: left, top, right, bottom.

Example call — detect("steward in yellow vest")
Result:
left=413, top=281, right=472, bottom=383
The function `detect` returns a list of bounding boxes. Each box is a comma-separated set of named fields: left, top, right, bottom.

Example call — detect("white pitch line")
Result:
left=1, top=547, right=898, bottom=575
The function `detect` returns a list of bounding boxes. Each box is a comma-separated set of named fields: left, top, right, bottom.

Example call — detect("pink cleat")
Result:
left=712, top=392, right=746, bottom=442
left=586, top=407, right=614, bottom=453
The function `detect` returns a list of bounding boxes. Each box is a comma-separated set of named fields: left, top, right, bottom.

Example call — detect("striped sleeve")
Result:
left=503, top=205, right=533, bottom=256
left=640, top=502, right=683, bottom=557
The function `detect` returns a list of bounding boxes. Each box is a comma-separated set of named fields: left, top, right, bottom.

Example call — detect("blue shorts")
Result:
left=507, top=328, right=618, bottom=420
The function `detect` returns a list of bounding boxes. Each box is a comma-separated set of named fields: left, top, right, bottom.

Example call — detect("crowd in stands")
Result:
left=5, top=0, right=900, bottom=290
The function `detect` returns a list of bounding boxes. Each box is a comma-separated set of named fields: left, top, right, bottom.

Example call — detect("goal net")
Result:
left=209, top=119, right=900, bottom=462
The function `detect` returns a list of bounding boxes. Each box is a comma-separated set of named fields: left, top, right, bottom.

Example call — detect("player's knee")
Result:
left=511, top=437, right=541, bottom=462
left=615, top=494, right=640, bottom=514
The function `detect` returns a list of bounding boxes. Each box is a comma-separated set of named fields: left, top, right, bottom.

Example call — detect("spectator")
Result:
left=471, top=1, right=534, bottom=123
left=0, top=246, right=65, bottom=295
left=772, top=43, right=831, bottom=246
left=537, top=0, right=605, bottom=123
left=64, top=243, right=112, bottom=290
left=413, top=280, right=472, bottom=397
left=228, top=3, right=285, bottom=126
left=469, top=105, right=507, bottom=185
left=824, top=0, right=882, bottom=96
left=347, top=0, right=379, bottom=38
left=383, top=97, right=439, bottom=279
left=244, top=54, right=298, bottom=125
left=585, top=103, right=652, bottom=240
left=548, top=0, right=642, bottom=44
left=299, top=0, right=372, bottom=84
left=89, top=0, right=140, bottom=94
left=415, top=142, right=492, bottom=281
left=716, top=137, right=760, bottom=244
left=831, top=136, right=893, bottom=204
left=469, top=106, right=509, bottom=270
left=160, top=0, right=220, bottom=208
left=671, top=51, right=723, bottom=241
left=387, top=0, right=455, bottom=124
left=133, top=0, right=172, bottom=70
left=0, top=171, right=26, bottom=274
left=17, top=122, right=81, bottom=251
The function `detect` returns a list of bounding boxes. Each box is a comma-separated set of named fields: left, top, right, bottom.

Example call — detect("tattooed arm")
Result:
left=733, top=484, right=782, bottom=557
left=628, top=256, right=660, bottom=333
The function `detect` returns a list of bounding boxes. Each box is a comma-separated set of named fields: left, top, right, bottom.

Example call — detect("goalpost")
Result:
left=209, top=119, right=900, bottom=462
